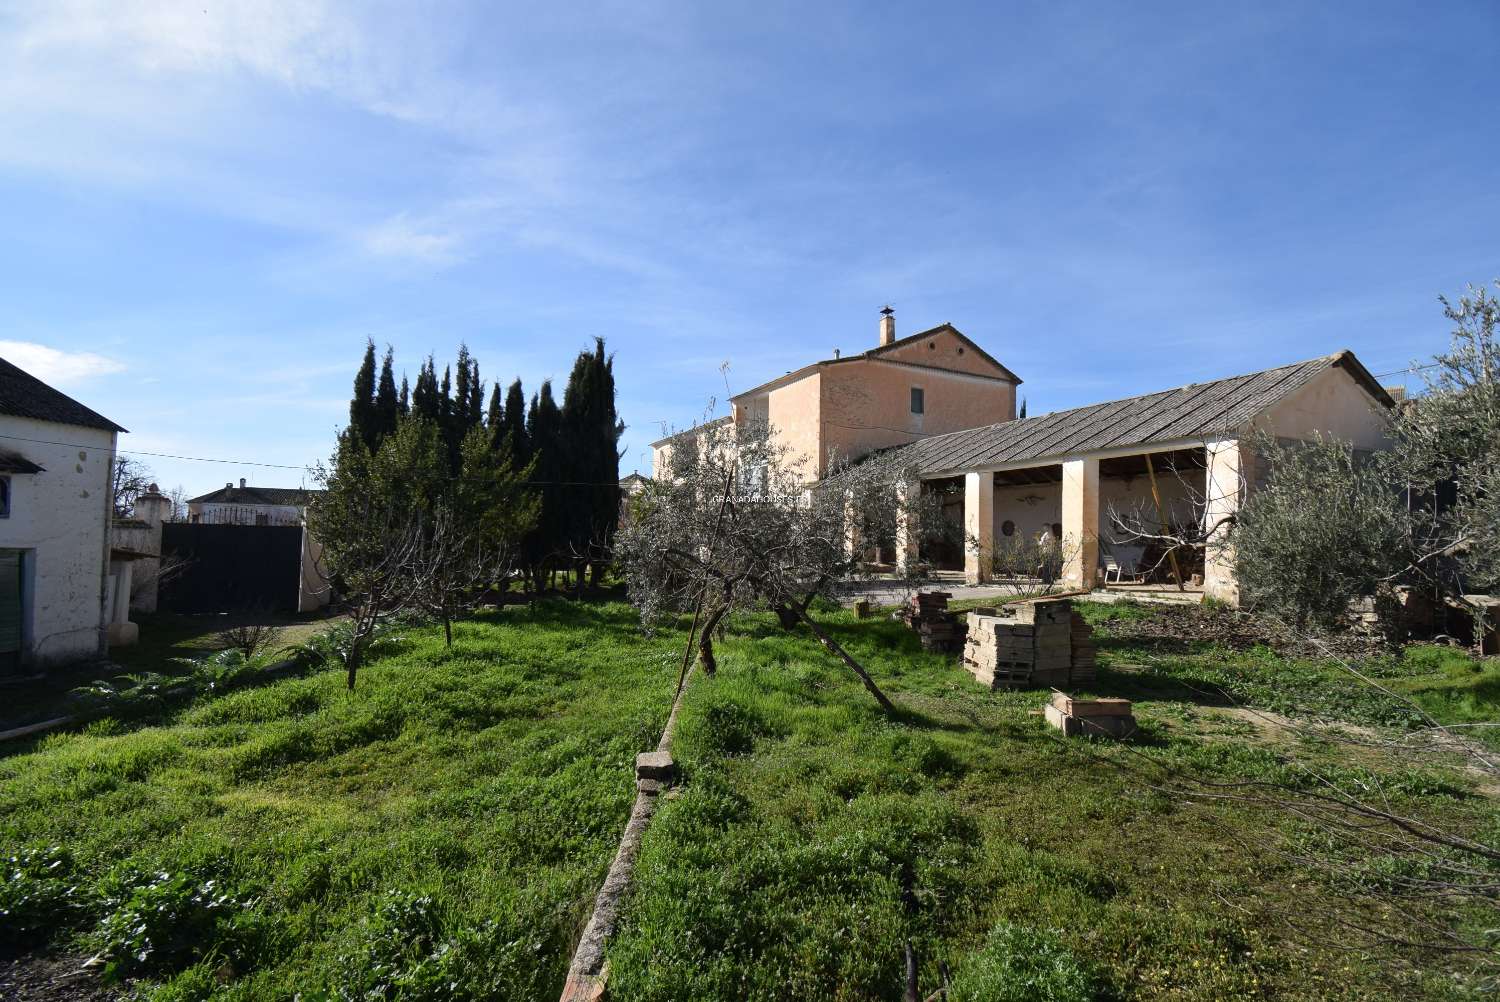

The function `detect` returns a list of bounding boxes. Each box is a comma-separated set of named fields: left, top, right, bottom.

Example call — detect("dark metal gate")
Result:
left=160, top=523, right=303, bottom=613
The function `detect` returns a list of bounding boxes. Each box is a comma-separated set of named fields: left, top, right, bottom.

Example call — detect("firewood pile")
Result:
left=963, top=598, right=1097, bottom=689
left=900, top=591, right=965, bottom=652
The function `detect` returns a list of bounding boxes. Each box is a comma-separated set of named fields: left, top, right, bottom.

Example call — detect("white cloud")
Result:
left=0, top=341, right=125, bottom=385
left=359, top=213, right=465, bottom=266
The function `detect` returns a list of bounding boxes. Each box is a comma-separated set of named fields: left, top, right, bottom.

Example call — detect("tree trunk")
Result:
left=345, top=640, right=362, bottom=690
left=698, top=603, right=729, bottom=675
left=773, top=604, right=800, bottom=630
left=904, top=942, right=919, bottom=1002
left=443, top=613, right=453, bottom=647
left=794, top=607, right=897, bottom=713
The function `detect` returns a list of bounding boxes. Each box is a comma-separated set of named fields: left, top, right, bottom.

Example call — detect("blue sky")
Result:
left=1, top=1, right=1496, bottom=496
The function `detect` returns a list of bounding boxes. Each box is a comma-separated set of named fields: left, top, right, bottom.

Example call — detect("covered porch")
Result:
left=899, top=440, right=1240, bottom=601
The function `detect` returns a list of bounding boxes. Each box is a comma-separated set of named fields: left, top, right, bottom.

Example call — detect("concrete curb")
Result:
left=558, top=668, right=692, bottom=1001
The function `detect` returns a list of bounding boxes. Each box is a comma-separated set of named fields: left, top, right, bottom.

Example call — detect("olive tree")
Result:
left=1234, top=435, right=1411, bottom=632
left=617, top=419, right=940, bottom=713
left=1391, top=283, right=1500, bottom=598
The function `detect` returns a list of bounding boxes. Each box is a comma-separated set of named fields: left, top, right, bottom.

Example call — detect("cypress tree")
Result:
left=560, top=338, right=624, bottom=586
left=503, top=379, right=528, bottom=465
left=525, top=382, right=563, bottom=587
left=412, top=358, right=440, bottom=423
left=486, top=382, right=503, bottom=438
left=349, top=339, right=378, bottom=451
left=454, top=345, right=473, bottom=430
left=374, top=346, right=399, bottom=444
left=467, top=357, right=484, bottom=430
left=398, top=376, right=410, bottom=418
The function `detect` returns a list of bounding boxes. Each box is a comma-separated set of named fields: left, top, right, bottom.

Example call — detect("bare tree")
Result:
left=410, top=501, right=519, bottom=646
left=617, top=419, right=948, bottom=712
left=990, top=532, right=1082, bottom=598
left=111, top=455, right=155, bottom=518
left=214, top=618, right=285, bottom=660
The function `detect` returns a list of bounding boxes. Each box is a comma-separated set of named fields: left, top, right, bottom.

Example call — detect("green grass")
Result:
left=2, top=599, right=1493, bottom=1000
left=0, top=601, right=681, bottom=999
left=609, top=603, right=1497, bottom=1001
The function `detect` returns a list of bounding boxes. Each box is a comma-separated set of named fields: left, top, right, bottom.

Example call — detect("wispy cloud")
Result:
left=0, top=341, right=125, bottom=385
left=359, top=213, right=465, bottom=266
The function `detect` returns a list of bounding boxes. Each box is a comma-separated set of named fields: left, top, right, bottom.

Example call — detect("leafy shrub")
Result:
left=285, top=620, right=406, bottom=672
left=182, top=649, right=262, bottom=693
left=94, top=869, right=262, bottom=981
left=949, top=922, right=1098, bottom=1002
left=330, top=890, right=451, bottom=1001
left=71, top=672, right=177, bottom=716
left=0, top=845, right=89, bottom=953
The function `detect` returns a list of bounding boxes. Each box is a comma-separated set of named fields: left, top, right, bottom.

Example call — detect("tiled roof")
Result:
left=906, top=350, right=1392, bottom=476
left=729, top=323, right=1021, bottom=402
left=186, top=485, right=320, bottom=506
left=0, top=356, right=126, bottom=432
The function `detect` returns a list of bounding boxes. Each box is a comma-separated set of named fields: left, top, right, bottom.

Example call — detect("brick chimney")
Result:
left=239, top=478, right=247, bottom=489
left=879, top=305, right=895, bottom=347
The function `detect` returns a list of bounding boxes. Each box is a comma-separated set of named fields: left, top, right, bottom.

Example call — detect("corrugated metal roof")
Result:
left=906, top=350, right=1390, bottom=476
left=0, top=356, right=126, bottom=432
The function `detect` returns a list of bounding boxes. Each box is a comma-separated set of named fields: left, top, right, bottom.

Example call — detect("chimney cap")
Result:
left=879, top=305, right=894, bottom=317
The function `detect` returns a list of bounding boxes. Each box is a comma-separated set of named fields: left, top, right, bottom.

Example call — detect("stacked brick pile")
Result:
left=1043, top=692, right=1136, bottom=738
left=1070, top=610, right=1097, bottom=685
left=964, top=598, right=1096, bottom=690
left=901, top=591, right=965, bottom=652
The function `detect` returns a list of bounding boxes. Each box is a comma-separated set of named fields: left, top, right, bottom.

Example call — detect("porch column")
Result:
left=963, top=471, right=993, bottom=584
left=894, top=478, right=921, bottom=575
left=842, top=490, right=861, bottom=562
left=1061, top=456, right=1100, bottom=591
left=1203, top=438, right=1244, bottom=605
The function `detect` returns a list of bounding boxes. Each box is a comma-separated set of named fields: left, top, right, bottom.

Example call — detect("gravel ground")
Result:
left=0, top=953, right=114, bottom=1002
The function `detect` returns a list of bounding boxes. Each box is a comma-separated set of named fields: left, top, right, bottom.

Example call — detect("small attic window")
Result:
left=928, top=342, right=935, bottom=349
left=957, top=346, right=964, bottom=354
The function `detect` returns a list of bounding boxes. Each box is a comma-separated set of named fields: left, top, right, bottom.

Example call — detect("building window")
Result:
left=1051, top=522, right=1063, bottom=540
left=0, top=477, right=10, bottom=518
left=910, top=387, right=924, bottom=414
left=1001, top=519, right=1015, bottom=537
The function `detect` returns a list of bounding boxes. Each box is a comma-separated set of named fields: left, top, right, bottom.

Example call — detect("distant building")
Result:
left=652, top=308, right=1021, bottom=484
left=186, top=479, right=319, bottom=525
left=0, top=356, right=127, bottom=673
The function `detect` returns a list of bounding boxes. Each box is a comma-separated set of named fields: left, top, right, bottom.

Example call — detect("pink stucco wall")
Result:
left=818, top=360, right=1015, bottom=477
left=879, top=328, right=1014, bottom=379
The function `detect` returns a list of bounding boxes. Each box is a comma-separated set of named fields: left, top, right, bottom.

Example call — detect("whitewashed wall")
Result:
left=0, top=415, right=115, bottom=666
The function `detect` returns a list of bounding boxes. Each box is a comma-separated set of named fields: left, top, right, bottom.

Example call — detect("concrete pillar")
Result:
left=1061, top=457, right=1100, bottom=591
left=131, top=486, right=170, bottom=615
left=1203, top=439, right=1244, bottom=605
left=842, top=490, right=861, bottom=562
left=895, top=478, right=921, bottom=575
left=964, top=471, right=993, bottom=585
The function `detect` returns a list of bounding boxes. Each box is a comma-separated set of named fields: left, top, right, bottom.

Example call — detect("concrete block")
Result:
left=635, top=751, right=675, bottom=782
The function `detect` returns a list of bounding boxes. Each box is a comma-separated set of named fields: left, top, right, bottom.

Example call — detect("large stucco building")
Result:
left=653, top=309, right=1395, bottom=604
left=0, top=357, right=127, bottom=673
left=653, top=308, right=1022, bottom=482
